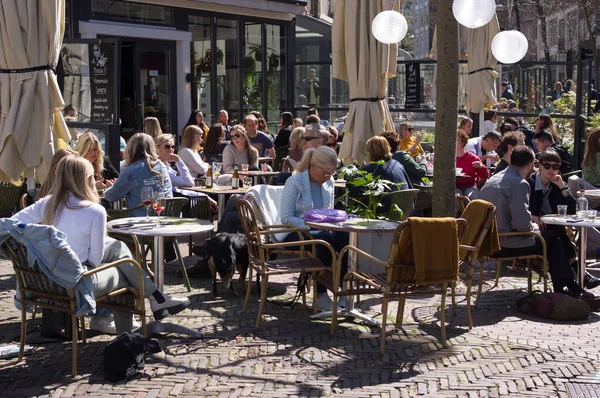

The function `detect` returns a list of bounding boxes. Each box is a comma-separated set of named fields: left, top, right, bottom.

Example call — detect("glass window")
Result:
left=91, top=0, right=173, bottom=25
left=216, top=19, right=240, bottom=124
left=265, top=24, right=286, bottom=132
left=242, top=22, right=263, bottom=116
left=190, top=16, right=212, bottom=124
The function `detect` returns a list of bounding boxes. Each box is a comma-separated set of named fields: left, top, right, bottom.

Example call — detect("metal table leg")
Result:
left=310, top=231, right=380, bottom=327
left=580, top=226, right=588, bottom=288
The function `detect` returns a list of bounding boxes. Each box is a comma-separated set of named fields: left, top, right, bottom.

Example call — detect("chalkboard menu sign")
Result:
left=404, top=63, right=420, bottom=109
left=89, top=42, right=114, bottom=123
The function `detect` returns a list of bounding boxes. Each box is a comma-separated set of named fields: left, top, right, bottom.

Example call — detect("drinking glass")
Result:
left=243, top=177, right=253, bottom=189
left=557, top=205, right=567, bottom=218
left=212, top=162, right=222, bottom=188
left=261, top=163, right=268, bottom=172
left=241, top=163, right=249, bottom=173
left=141, top=186, right=155, bottom=221
left=154, top=195, right=166, bottom=226
left=588, top=210, right=597, bottom=220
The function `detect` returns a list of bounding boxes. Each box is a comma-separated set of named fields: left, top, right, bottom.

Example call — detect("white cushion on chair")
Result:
left=244, top=185, right=285, bottom=235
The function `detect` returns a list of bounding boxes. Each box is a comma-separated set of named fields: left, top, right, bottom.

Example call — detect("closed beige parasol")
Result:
left=0, top=0, right=70, bottom=185
left=332, top=0, right=397, bottom=165
left=465, top=14, right=500, bottom=117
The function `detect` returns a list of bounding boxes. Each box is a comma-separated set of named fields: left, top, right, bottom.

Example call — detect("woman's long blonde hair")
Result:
left=180, top=125, right=202, bottom=152
left=230, top=125, right=258, bottom=166
left=296, top=146, right=338, bottom=173
left=39, top=148, right=78, bottom=198
left=75, top=132, right=104, bottom=178
left=144, top=117, right=162, bottom=140
left=42, top=155, right=99, bottom=225
left=583, top=128, right=600, bottom=167
left=289, top=127, right=305, bottom=152
left=124, top=133, right=161, bottom=175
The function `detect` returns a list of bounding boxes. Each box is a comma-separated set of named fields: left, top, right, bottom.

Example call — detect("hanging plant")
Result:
left=243, top=55, right=256, bottom=73
left=268, top=52, right=280, bottom=70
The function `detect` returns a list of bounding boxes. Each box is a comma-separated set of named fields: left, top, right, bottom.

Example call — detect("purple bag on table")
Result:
left=303, top=208, right=348, bottom=223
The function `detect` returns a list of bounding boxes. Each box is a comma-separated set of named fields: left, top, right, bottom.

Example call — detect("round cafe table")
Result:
left=304, top=218, right=399, bottom=326
left=539, top=214, right=600, bottom=288
left=107, top=216, right=214, bottom=337
left=188, top=185, right=248, bottom=221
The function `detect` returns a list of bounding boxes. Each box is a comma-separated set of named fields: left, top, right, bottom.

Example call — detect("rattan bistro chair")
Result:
left=4, top=237, right=147, bottom=376
left=236, top=198, right=335, bottom=328
left=0, top=182, right=26, bottom=217
left=333, top=217, right=467, bottom=355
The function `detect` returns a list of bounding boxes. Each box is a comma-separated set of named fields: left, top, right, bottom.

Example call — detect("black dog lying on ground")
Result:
left=205, top=232, right=248, bottom=295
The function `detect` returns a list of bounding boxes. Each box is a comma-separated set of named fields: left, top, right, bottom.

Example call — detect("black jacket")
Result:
left=550, top=143, right=573, bottom=175
left=526, top=173, right=576, bottom=218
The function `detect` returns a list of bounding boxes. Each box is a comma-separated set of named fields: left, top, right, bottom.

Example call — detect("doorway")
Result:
left=120, top=40, right=176, bottom=140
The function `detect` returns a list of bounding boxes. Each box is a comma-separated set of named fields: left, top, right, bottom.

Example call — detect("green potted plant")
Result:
left=338, top=163, right=404, bottom=221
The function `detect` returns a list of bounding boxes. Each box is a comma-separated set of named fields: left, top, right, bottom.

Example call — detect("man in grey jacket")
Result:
left=480, top=146, right=600, bottom=303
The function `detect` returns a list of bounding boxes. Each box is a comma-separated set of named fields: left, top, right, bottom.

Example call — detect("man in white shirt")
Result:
left=465, top=131, right=501, bottom=168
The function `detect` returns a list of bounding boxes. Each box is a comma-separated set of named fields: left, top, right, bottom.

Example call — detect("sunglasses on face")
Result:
left=163, top=144, right=175, bottom=149
left=231, top=134, right=242, bottom=139
left=303, top=136, right=320, bottom=141
left=407, top=127, right=414, bottom=131
left=540, top=162, right=560, bottom=170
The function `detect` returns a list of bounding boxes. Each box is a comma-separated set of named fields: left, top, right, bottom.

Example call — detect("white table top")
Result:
left=187, top=186, right=249, bottom=195
left=540, top=214, right=600, bottom=228
left=107, top=217, right=214, bottom=237
left=583, top=190, right=600, bottom=199
left=305, top=218, right=399, bottom=233
left=240, top=170, right=280, bottom=177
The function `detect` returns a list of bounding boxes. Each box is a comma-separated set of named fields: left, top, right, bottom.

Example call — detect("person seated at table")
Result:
left=533, top=129, right=573, bottom=175
left=143, top=116, right=162, bottom=141
left=76, top=132, right=119, bottom=190
left=325, top=126, right=339, bottom=152
left=397, top=122, right=424, bottom=158
left=203, top=123, right=228, bottom=163
left=222, top=125, right=260, bottom=174
left=456, top=129, right=489, bottom=200
left=570, top=128, right=600, bottom=210
left=465, top=131, right=501, bottom=168
left=493, top=131, right=525, bottom=175
left=24, top=148, right=78, bottom=206
left=286, top=127, right=305, bottom=170
left=274, top=111, right=294, bottom=149
left=352, top=136, right=411, bottom=216
left=12, top=155, right=191, bottom=335
left=382, top=130, right=426, bottom=186
left=480, top=146, right=600, bottom=304
left=527, top=149, right=600, bottom=290
left=104, top=133, right=172, bottom=217
left=277, top=146, right=349, bottom=312
left=185, top=109, right=209, bottom=140
left=178, top=125, right=209, bottom=177
left=482, top=110, right=498, bottom=135
left=244, top=114, right=275, bottom=159
left=535, top=114, right=560, bottom=144
left=458, top=117, right=473, bottom=137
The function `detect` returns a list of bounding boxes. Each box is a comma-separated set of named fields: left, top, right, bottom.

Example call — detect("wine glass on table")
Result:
left=212, top=162, right=222, bottom=189
left=141, top=186, right=155, bottom=221
left=153, top=194, right=166, bottom=226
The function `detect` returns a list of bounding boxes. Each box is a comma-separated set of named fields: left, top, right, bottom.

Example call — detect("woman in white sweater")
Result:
left=222, top=125, right=259, bottom=173
left=12, top=155, right=191, bottom=334
left=178, top=125, right=209, bottom=176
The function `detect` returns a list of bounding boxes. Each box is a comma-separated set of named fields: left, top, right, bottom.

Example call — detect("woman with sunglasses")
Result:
left=398, top=122, right=424, bottom=158
left=527, top=149, right=600, bottom=292
left=222, top=125, right=259, bottom=173
left=156, top=134, right=194, bottom=188
left=178, top=125, right=209, bottom=177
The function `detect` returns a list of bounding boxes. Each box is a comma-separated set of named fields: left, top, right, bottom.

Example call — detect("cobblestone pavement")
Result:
left=1, top=253, right=600, bottom=398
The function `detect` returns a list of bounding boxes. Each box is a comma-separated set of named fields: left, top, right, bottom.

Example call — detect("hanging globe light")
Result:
left=452, top=0, right=496, bottom=29
left=371, top=10, right=408, bottom=44
left=491, top=30, right=528, bottom=64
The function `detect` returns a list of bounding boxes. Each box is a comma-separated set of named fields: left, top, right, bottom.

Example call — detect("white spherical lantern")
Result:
left=452, top=0, right=496, bottom=29
left=371, top=10, right=408, bottom=44
left=491, top=30, right=528, bottom=64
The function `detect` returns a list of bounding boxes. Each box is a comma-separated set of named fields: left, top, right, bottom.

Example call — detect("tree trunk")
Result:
left=514, top=0, right=521, bottom=32
left=432, top=0, right=458, bottom=217
left=534, top=0, right=552, bottom=92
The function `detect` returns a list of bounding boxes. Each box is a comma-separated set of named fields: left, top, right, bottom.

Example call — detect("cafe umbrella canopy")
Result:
left=0, top=0, right=70, bottom=186
left=465, top=13, right=500, bottom=134
left=332, top=0, right=397, bottom=165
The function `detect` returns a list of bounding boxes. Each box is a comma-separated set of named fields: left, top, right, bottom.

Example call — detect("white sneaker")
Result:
left=149, top=293, right=191, bottom=321
left=132, top=318, right=142, bottom=331
left=89, top=315, right=117, bottom=335
left=316, top=294, right=343, bottom=312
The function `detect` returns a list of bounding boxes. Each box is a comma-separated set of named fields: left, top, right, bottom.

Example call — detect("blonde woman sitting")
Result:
left=76, top=132, right=119, bottom=189
left=178, top=125, right=209, bottom=177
